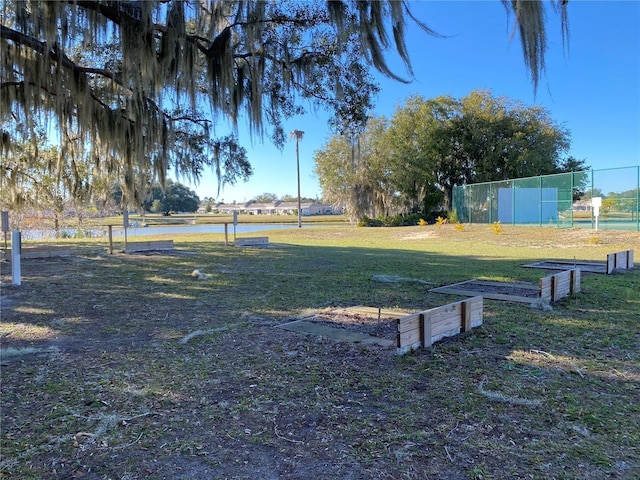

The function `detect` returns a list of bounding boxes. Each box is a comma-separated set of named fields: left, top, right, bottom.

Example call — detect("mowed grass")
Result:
left=1, top=224, right=638, bottom=479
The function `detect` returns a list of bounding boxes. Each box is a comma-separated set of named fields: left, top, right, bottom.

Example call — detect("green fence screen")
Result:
left=452, top=166, right=640, bottom=231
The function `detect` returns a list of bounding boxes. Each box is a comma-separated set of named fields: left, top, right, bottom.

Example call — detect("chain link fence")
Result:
left=452, top=166, right=640, bottom=231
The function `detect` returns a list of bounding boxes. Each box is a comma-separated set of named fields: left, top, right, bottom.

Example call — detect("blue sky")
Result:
left=182, top=1, right=640, bottom=203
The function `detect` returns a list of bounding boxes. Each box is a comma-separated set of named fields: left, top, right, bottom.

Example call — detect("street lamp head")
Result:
left=289, top=130, right=305, bottom=141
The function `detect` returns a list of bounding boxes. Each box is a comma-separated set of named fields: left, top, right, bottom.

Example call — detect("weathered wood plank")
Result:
left=125, top=240, right=174, bottom=253
left=542, top=268, right=580, bottom=302
left=431, top=315, right=462, bottom=339
left=421, top=313, right=431, bottom=348
left=339, top=306, right=411, bottom=319
left=461, top=298, right=473, bottom=332
left=397, top=297, right=483, bottom=354
left=462, top=309, right=471, bottom=333
left=571, top=269, right=581, bottom=294
left=539, top=276, right=552, bottom=303
left=606, top=253, right=615, bottom=274
left=605, top=249, right=635, bottom=272
left=553, top=270, right=572, bottom=300
left=397, top=312, right=422, bottom=334
left=398, top=325, right=421, bottom=348
left=19, top=246, right=72, bottom=259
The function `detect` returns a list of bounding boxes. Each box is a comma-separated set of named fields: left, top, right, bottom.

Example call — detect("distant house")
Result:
left=310, top=202, right=344, bottom=215
left=301, top=202, right=344, bottom=215
left=204, top=200, right=344, bottom=216
left=215, top=202, right=249, bottom=214
left=273, top=201, right=345, bottom=216
left=275, top=201, right=299, bottom=215
left=246, top=202, right=278, bottom=215
left=273, top=201, right=339, bottom=215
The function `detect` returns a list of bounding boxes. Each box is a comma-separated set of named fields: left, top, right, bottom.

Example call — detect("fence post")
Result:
left=539, top=175, right=542, bottom=227
left=108, top=225, right=113, bottom=254
left=11, top=230, right=21, bottom=286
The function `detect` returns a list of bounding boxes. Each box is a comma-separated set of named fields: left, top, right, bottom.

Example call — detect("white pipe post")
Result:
left=592, top=197, right=602, bottom=232
left=11, top=230, right=21, bottom=286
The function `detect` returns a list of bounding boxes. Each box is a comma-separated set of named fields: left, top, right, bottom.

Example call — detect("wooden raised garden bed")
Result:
left=397, top=296, right=483, bottom=355
left=278, top=301, right=484, bottom=355
left=235, top=236, right=269, bottom=247
left=539, top=268, right=581, bottom=303
left=430, top=268, right=581, bottom=305
left=522, top=249, right=634, bottom=275
left=4, top=245, right=72, bottom=259
left=606, top=249, right=634, bottom=273
left=125, top=239, right=174, bottom=253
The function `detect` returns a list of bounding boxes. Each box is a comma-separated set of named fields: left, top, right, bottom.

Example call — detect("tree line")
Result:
left=314, top=90, right=587, bottom=224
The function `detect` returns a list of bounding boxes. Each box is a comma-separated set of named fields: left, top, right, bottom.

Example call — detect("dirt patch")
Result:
left=305, top=309, right=399, bottom=340
left=397, top=230, right=437, bottom=241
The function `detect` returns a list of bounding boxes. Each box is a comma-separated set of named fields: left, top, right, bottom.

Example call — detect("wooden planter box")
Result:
left=125, top=240, right=174, bottom=253
left=235, top=236, right=269, bottom=247
left=397, top=296, right=483, bottom=355
left=523, top=249, right=634, bottom=275
left=539, top=268, right=581, bottom=303
left=4, top=245, right=72, bottom=259
left=606, top=249, right=634, bottom=274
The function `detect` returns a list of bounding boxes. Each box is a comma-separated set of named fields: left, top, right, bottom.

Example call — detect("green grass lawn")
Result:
left=1, top=224, right=638, bottom=479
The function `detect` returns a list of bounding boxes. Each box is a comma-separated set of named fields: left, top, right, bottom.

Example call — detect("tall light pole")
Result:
left=290, top=130, right=304, bottom=228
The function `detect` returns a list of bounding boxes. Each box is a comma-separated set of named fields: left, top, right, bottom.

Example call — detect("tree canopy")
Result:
left=314, top=90, right=586, bottom=222
left=1, top=1, right=569, bottom=209
left=143, top=180, right=200, bottom=214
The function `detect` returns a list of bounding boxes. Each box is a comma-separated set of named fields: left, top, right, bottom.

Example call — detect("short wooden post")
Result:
left=224, top=223, right=229, bottom=246
left=461, top=299, right=472, bottom=332
left=571, top=269, right=581, bottom=294
left=420, top=313, right=432, bottom=348
left=606, top=253, right=615, bottom=274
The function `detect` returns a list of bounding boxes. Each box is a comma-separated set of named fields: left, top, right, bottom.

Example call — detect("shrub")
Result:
left=358, top=216, right=383, bottom=227
left=358, top=213, right=423, bottom=227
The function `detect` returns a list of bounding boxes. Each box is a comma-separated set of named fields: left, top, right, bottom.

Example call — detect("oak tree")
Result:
left=1, top=1, right=568, bottom=208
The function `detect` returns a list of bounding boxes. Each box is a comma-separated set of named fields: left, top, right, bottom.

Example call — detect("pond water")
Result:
left=21, top=223, right=324, bottom=240
left=114, top=223, right=313, bottom=238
